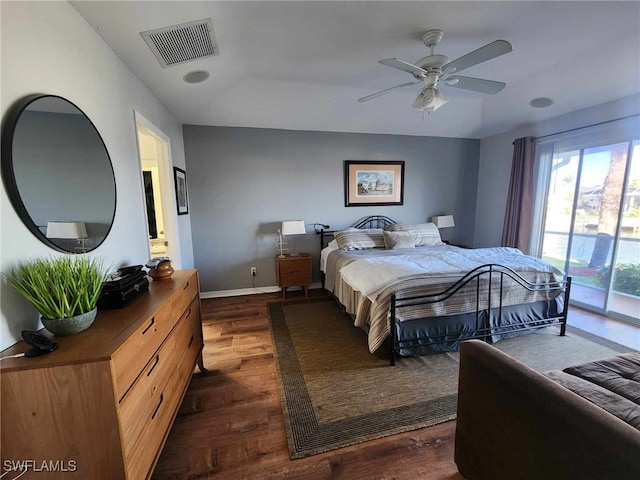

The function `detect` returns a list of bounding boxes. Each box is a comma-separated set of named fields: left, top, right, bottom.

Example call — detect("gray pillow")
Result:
left=334, top=229, right=385, bottom=250
left=383, top=230, right=415, bottom=249
left=386, top=222, right=443, bottom=247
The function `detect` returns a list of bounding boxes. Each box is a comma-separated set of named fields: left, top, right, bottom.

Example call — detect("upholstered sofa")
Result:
left=455, top=339, right=640, bottom=480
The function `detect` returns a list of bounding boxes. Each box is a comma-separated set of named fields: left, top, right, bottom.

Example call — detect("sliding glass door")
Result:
left=609, top=140, right=640, bottom=319
left=538, top=129, right=639, bottom=325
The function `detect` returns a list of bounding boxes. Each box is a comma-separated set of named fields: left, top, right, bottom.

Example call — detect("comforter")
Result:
left=323, top=245, right=564, bottom=352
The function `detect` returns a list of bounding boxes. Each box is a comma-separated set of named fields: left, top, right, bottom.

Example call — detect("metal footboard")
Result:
left=388, top=264, right=572, bottom=366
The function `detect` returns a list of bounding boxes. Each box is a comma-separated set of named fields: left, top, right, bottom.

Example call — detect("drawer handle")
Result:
left=146, top=355, right=159, bottom=377
left=186, top=307, right=192, bottom=319
left=151, top=393, right=164, bottom=420
left=188, top=335, right=194, bottom=349
left=183, top=281, right=190, bottom=290
left=142, top=317, right=155, bottom=335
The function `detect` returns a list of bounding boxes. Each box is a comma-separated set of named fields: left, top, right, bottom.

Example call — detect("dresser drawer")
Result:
left=111, top=302, right=174, bottom=401
left=124, top=374, right=184, bottom=480
left=174, top=298, right=201, bottom=359
left=171, top=272, right=198, bottom=321
left=170, top=304, right=202, bottom=398
left=119, top=329, right=177, bottom=455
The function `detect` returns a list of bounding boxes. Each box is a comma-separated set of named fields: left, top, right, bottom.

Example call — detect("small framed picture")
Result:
left=344, top=161, right=405, bottom=207
left=173, top=167, right=189, bottom=215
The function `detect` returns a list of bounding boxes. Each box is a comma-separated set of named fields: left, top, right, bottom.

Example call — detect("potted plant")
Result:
left=5, top=256, right=109, bottom=336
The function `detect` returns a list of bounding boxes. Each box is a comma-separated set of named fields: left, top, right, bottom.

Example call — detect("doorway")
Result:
left=134, top=112, right=181, bottom=268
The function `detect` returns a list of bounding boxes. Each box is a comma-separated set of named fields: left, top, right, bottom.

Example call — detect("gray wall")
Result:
left=1, top=1, right=193, bottom=349
left=184, top=126, right=480, bottom=293
left=474, top=94, right=640, bottom=250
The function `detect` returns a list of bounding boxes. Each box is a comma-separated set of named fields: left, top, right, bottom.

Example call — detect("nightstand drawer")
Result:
left=281, top=270, right=311, bottom=285
left=279, top=260, right=312, bottom=275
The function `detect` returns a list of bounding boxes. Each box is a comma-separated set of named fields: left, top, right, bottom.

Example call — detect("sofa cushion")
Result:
left=563, top=353, right=640, bottom=405
left=545, top=369, right=640, bottom=429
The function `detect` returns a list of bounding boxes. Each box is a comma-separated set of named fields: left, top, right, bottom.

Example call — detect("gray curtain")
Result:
left=501, top=136, right=535, bottom=252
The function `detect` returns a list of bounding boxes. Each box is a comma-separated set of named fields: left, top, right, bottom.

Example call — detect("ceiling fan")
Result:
left=358, top=29, right=512, bottom=114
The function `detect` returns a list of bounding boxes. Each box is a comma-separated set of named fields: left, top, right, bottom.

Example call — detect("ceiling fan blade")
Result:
left=443, top=40, right=512, bottom=74
left=445, top=75, right=506, bottom=94
left=357, top=81, right=420, bottom=103
left=379, top=58, right=427, bottom=77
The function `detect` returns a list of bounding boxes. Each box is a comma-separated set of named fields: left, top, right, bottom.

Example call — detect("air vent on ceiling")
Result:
left=140, top=18, right=218, bottom=68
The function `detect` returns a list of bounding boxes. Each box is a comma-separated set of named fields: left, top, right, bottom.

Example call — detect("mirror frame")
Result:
left=1, top=94, right=117, bottom=253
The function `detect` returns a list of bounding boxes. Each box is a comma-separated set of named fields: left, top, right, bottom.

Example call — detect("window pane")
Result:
left=568, top=142, right=628, bottom=309
left=540, top=151, right=579, bottom=271
left=609, top=141, right=640, bottom=321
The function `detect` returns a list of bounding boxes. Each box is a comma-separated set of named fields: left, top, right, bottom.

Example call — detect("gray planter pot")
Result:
left=41, top=307, right=98, bottom=336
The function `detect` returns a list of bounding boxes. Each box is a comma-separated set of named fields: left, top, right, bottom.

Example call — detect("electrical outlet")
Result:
left=251, top=267, right=257, bottom=276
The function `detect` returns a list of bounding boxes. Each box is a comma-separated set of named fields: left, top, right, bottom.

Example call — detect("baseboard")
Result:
left=201, top=282, right=323, bottom=299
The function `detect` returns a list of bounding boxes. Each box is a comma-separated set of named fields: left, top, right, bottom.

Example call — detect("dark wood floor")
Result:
left=153, top=290, right=464, bottom=479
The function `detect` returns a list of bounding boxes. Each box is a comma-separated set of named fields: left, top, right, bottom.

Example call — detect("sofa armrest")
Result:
left=454, top=340, right=640, bottom=480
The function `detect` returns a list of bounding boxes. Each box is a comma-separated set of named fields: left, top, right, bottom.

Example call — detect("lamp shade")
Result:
left=281, top=220, right=306, bottom=236
left=46, top=222, right=88, bottom=239
left=431, top=215, right=455, bottom=229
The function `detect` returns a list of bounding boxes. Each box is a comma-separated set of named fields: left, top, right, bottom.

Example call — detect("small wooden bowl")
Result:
left=148, top=261, right=174, bottom=281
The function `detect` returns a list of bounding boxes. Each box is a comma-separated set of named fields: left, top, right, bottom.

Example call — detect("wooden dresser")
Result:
left=0, top=269, right=204, bottom=479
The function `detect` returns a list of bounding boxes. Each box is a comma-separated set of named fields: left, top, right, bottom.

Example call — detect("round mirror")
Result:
left=1, top=94, right=116, bottom=253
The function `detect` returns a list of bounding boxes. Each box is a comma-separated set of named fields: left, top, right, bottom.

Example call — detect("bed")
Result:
left=319, top=216, right=572, bottom=365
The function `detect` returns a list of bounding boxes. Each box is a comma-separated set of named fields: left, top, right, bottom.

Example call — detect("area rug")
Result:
left=268, top=297, right=634, bottom=459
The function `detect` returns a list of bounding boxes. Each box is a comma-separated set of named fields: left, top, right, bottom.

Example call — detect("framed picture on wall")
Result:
left=173, top=167, right=189, bottom=215
left=344, top=160, right=405, bottom=207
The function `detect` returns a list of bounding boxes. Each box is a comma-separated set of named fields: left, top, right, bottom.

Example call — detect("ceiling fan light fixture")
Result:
left=431, top=89, right=449, bottom=112
left=412, top=87, right=448, bottom=114
left=412, top=87, right=433, bottom=110
left=362, top=29, right=511, bottom=115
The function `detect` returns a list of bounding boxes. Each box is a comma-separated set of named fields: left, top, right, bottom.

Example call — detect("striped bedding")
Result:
left=323, top=245, right=564, bottom=353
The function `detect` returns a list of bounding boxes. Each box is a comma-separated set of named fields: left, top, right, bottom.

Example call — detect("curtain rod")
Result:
left=534, top=113, right=639, bottom=141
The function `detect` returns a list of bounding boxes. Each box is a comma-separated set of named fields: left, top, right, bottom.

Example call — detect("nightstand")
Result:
left=275, top=253, right=312, bottom=299
left=444, top=240, right=472, bottom=249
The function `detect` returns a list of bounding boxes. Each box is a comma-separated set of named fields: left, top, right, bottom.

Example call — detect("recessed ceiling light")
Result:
left=183, top=70, right=210, bottom=84
left=530, top=97, right=554, bottom=108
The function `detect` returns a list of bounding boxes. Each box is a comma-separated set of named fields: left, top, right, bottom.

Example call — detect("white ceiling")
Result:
left=71, top=1, right=640, bottom=139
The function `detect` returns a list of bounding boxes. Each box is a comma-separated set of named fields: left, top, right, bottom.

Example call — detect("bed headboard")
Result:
left=318, top=215, right=397, bottom=249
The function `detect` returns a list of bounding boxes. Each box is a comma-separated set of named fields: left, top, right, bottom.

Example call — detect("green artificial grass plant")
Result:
left=5, top=256, right=109, bottom=320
